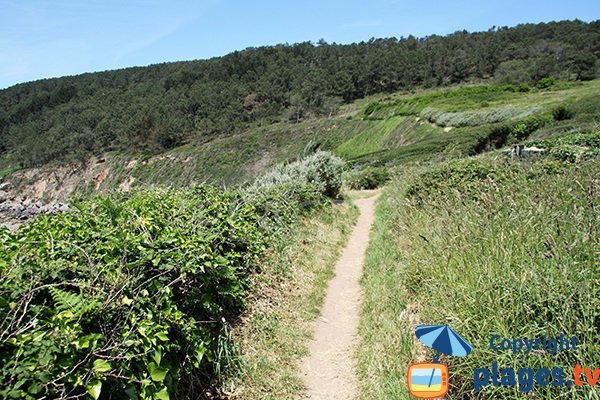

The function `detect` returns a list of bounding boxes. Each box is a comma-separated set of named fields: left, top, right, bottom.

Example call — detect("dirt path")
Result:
left=300, top=191, right=380, bottom=399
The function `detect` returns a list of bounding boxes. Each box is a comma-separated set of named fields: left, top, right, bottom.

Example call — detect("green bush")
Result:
left=552, top=105, right=574, bottom=121
left=0, top=187, right=266, bottom=399
left=345, top=166, right=390, bottom=190
left=536, top=76, right=556, bottom=89
left=509, top=115, right=549, bottom=140
left=528, top=132, right=600, bottom=162
left=244, top=151, right=344, bottom=236
left=473, top=115, right=550, bottom=153
left=244, top=181, right=324, bottom=237
left=420, top=105, right=539, bottom=128
left=405, top=158, right=504, bottom=204
left=247, top=151, right=344, bottom=199
left=0, top=151, right=344, bottom=400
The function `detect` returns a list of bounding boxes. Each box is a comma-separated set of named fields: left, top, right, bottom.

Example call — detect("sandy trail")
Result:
left=300, top=191, right=379, bottom=400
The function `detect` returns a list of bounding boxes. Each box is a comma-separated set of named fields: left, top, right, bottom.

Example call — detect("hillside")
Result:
left=2, top=77, right=599, bottom=210
left=0, top=19, right=599, bottom=172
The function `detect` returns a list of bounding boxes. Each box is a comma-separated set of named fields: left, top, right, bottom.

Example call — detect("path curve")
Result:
left=300, top=191, right=379, bottom=400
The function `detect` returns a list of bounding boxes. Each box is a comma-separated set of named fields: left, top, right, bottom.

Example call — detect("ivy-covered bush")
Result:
left=0, top=151, right=345, bottom=399
left=0, top=187, right=265, bottom=399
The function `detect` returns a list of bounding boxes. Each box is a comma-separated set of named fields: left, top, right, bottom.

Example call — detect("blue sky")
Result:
left=1, top=0, right=599, bottom=89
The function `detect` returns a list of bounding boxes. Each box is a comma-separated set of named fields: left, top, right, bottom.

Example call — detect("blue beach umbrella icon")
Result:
left=415, top=324, right=472, bottom=358
left=415, top=324, right=473, bottom=387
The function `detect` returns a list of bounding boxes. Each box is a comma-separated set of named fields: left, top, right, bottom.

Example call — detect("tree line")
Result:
left=0, top=19, right=598, bottom=168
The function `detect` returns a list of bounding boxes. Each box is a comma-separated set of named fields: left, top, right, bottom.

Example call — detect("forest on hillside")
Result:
left=0, top=19, right=599, bottom=168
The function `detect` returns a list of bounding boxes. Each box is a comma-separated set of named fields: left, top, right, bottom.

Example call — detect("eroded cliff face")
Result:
left=0, top=156, right=110, bottom=230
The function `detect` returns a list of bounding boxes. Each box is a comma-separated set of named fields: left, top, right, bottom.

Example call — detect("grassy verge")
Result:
left=223, top=199, right=359, bottom=399
left=357, top=188, right=415, bottom=399
left=358, top=157, right=599, bottom=399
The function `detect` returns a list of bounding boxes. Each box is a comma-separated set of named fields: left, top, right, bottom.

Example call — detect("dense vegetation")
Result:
left=358, top=154, right=599, bottom=399
left=0, top=152, right=343, bottom=399
left=345, top=166, right=390, bottom=190
left=0, top=20, right=599, bottom=168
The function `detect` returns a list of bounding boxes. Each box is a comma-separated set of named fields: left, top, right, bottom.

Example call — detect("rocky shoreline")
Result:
left=0, top=183, right=69, bottom=231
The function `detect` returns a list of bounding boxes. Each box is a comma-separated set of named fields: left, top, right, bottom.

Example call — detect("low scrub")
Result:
left=345, top=166, right=390, bottom=190
left=362, top=84, right=525, bottom=121
left=473, top=115, right=551, bottom=153
left=406, top=158, right=504, bottom=204
left=244, top=151, right=344, bottom=235
left=420, top=105, right=539, bottom=127
left=528, top=132, right=600, bottom=161
left=1, top=188, right=264, bottom=399
left=552, top=105, right=574, bottom=121
left=0, top=151, right=344, bottom=399
left=247, top=151, right=344, bottom=199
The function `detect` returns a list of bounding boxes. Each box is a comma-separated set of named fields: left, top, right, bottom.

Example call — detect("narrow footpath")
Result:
left=301, top=191, right=380, bottom=400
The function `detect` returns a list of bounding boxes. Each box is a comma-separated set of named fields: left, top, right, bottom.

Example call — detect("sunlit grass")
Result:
left=358, top=157, right=599, bottom=399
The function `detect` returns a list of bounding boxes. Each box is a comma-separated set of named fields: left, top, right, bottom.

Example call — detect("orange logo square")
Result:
left=407, top=362, right=449, bottom=398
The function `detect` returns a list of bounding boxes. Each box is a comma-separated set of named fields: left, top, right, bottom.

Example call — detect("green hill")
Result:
left=3, top=77, right=600, bottom=205
left=0, top=19, right=599, bottom=172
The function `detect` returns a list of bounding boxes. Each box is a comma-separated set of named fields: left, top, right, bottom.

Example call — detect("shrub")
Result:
left=244, top=181, right=324, bottom=236
left=0, top=151, right=345, bottom=399
left=247, top=151, right=344, bottom=199
left=509, top=115, right=549, bottom=140
left=528, top=132, right=600, bottom=162
left=473, top=115, right=551, bottom=153
left=244, top=151, right=345, bottom=235
left=536, top=77, right=556, bottom=89
left=420, top=105, right=539, bottom=127
left=345, top=166, right=390, bottom=190
left=552, top=105, right=574, bottom=121
left=0, top=187, right=266, bottom=399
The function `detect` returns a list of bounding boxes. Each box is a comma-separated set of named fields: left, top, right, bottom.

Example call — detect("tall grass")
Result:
left=359, top=157, right=599, bottom=398
left=357, top=191, right=414, bottom=399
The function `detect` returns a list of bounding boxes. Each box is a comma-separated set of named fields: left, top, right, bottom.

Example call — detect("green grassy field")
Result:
left=358, top=156, right=599, bottom=398
left=2, top=77, right=600, bottom=399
